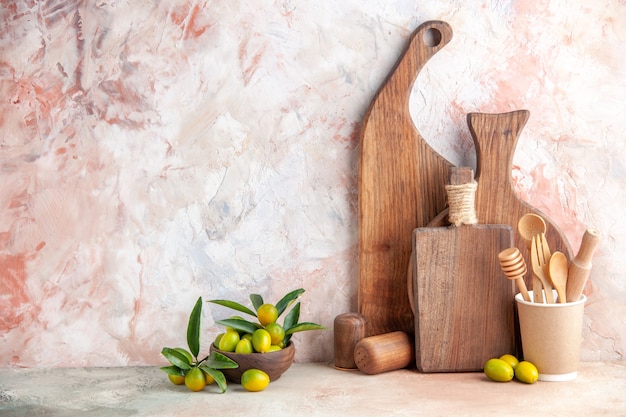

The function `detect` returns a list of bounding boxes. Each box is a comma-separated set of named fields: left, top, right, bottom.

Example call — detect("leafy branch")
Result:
left=209, top=288, right=325, bottom=347
left=160, top=296, right=238, bottom=393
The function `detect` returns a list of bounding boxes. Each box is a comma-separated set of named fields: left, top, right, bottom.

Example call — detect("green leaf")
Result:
left=216, top=318, right=261, bottom=335
left=250, top=294, right=264, bottom=311
left=160, top=365, right=185, bottom=376
left=208, top=299, right=257, bottom=317
left=203, top=351, right=239, bottom=369
left=161, top=347, right=192, bottom=370
left=171, top=347, right=193, bottom=364
left=199, top=366, right=228, bottom=393
left=285, top=322, right=326, bottom=335
left=276, top=288, right=305, bottom=317
left=282, top=301, right=300, bottom=332
left=187, top=297, right=202, bottom=358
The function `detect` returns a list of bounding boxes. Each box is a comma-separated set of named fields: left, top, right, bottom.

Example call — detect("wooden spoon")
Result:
left=498, top=247, right=531, bottom=302
left=517, top=214, right=546, bottom=250
left=549, top=251, right=568, bottom=303
left=518, top=214, right=546, bottom=303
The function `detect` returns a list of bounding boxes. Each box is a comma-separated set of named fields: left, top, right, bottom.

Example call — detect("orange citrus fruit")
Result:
left=168, top=374, right=185, bottom=385
left=257, top=304, right=278, bottom=326
left=265, top=322, right=285, bottom=345
left=484, top=358, right=514, bottom=382
left=515, top=361, right=539, bottom=384
left=241, top=369, right=270, bottom=392
left=218, top=330, right=240, bottom=352
left=235, top=338, right=254, bottom=354
left=251, top=328, right=272, bottom=353
left=185, top=367, right=206, bottom=392
left=499, top=354, right=519, bottom=370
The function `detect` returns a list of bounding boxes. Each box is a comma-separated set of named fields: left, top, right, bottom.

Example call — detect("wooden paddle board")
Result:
left=358, top=21, right=454, bottom=337
left=427, top=111, right=573, bottom=288
left=413, top=167, right=515, bottom=372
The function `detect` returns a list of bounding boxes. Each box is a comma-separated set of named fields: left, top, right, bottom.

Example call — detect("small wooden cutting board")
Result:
left=412, top=167, right=515, bottom=372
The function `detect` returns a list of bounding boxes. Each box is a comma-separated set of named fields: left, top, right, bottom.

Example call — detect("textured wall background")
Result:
left=1, top=1, right=624, bottom=367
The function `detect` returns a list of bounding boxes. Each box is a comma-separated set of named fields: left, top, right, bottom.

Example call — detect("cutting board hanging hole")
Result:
left=423, top=28, right=443, bottom=47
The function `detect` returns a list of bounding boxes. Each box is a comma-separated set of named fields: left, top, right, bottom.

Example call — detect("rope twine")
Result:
left=446, top=181, right=478, bottom=226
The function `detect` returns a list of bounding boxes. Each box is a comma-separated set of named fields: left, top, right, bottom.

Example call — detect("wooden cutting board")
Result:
left=409, top=112, right=573, bottom=313
left=358, top=20, right=573, bottom=338
left=358, top=21, right=454, bottom=337
left=427, top=111, right=573, bottom=286
left=413, top=167, right=515, bottom=372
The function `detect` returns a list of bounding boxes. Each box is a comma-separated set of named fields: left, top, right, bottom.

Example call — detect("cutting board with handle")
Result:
left=426, top=111, right=573, bottom=287
left=412, top=167, right=515, bottom=372
left=408, top=111, right=573, bottom=314
left=358, top=20, right=454, bottom=337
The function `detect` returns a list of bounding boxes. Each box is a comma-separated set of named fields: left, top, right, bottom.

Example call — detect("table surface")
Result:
left=1, top=361, right=625, bottom=416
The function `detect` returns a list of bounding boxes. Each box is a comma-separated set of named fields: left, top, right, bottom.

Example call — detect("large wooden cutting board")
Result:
left=413, top=167, right=515, bottom=372
left=358, top=21, right=454, bottom=337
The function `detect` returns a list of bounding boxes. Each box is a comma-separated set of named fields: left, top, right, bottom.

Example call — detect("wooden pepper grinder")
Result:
left=333, top=313, right=368, bottom=370
left=566, top=228, right=601, bottom=302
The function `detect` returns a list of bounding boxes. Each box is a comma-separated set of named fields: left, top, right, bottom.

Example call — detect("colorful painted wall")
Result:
left=1, top=1, right=624, bottom=367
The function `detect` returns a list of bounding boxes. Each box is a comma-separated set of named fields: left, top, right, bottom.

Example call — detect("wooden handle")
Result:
left=393, top=21, right=453, bottom=107
left=566, top=228, right=601, bottom=302
left=515, top=277, right=531, bottom=302
left=449, top=166, right=473, bottom=185
left=422, top=111, right=573, bottom=307
left=571, top=228, right=601, bottom=267
left=468, top=111, right=529, bottom=194
left=466, top=111, right=573, bottom=291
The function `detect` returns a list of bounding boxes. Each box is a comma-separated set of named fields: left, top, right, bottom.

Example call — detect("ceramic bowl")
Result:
left=209, top=342, right=295, bottom=383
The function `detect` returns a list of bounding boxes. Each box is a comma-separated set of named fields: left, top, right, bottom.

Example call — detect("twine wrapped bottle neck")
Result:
left=446, top=181, right=478, bottom=226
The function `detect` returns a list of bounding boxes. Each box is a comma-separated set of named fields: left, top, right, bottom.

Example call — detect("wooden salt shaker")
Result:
left=354, top=331, right=414, bottom=375
left=333, top=313, right=368, bottom=370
